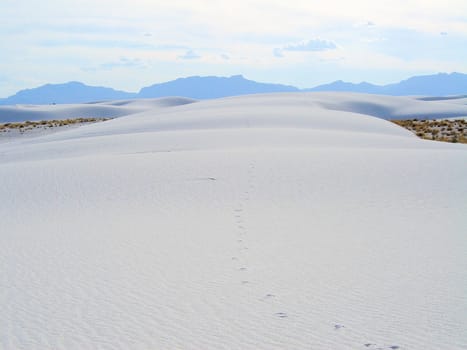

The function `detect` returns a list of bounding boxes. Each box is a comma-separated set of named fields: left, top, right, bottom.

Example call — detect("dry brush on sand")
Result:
left=0, top=117, right=111, bottom=132
left=391, top=119, right=467, bottom=143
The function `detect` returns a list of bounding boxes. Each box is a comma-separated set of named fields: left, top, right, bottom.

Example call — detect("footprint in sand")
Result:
left=260, top=294, right=275, bottom=301
left=362, top=343, right=398, bottom=350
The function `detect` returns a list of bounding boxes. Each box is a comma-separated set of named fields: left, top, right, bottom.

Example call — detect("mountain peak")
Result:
left=138, top=75, right=298, bottom=99
left=2, top=81, right=135, bottom=105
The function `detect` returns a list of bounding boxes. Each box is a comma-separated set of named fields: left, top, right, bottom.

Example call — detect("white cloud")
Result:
left=178, top=50, right=201, bottom=60
left=0, top=0, right=466, bottom=96
left=273, top=48, right=284, bottom=58
left=273, top=39, right=337, bottom=58
left=100, top=57, right=147, bottom=70
left=284, top=40, right=337, bottom=52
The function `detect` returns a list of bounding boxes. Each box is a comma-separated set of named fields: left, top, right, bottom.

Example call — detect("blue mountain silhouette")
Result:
left=307, top=72, right=467, bottom=95
left=139, top=75, right=299, bottom=99
left=1, top=73, right=466, bottom=105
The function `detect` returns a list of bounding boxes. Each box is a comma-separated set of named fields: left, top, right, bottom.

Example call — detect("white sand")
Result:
left=1, top=93, right=466, bottom=350
left=0, top=123, right=100, bottom=144
left=2, top=93, right=467, bottom=125
left=0, top=97, right=197, bottom=123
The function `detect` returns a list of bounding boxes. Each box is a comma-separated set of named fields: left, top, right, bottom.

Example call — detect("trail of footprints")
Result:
left=333, top=325, right=400, bottom=349
left=229, top=161, right=400, bottom=349
left=231, top=161, right=288, bottom=319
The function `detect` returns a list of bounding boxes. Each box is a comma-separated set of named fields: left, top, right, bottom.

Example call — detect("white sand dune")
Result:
left=1, top=93, right=466, bottom=350
left=2, top=92, right=467, bottom=125
left=0, top=96, right=197, bottom=123
left=309, top=92, right=467, bottom=119
left=416, top=95, right=467, bottom=105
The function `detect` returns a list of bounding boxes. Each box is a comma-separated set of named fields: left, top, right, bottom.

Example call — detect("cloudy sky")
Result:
left=1, top=0, right=466, bottom=96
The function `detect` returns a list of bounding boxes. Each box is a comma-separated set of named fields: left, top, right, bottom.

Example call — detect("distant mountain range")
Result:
left=305, top=72, right=467, bottom=96
left=1, top=73, right=466, bottom=105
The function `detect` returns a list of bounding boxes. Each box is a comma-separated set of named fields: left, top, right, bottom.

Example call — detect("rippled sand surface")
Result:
left=1, top=93, right=466, bottom=349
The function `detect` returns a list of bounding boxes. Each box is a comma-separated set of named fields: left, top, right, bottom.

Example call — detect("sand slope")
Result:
left=2, top=92, right=467, bottom=125
left=0, top=97, right=197, bottom=123
left=1, top=93, right=466, bottom=350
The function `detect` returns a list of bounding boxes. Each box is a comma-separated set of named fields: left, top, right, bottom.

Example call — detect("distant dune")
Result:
left=0, top=96, right=197, bottom=123
left=2, top=92, right=467, bottom=124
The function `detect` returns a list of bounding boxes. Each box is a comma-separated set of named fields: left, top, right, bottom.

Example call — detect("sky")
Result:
left=1, top=0, right=466, bottom=97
